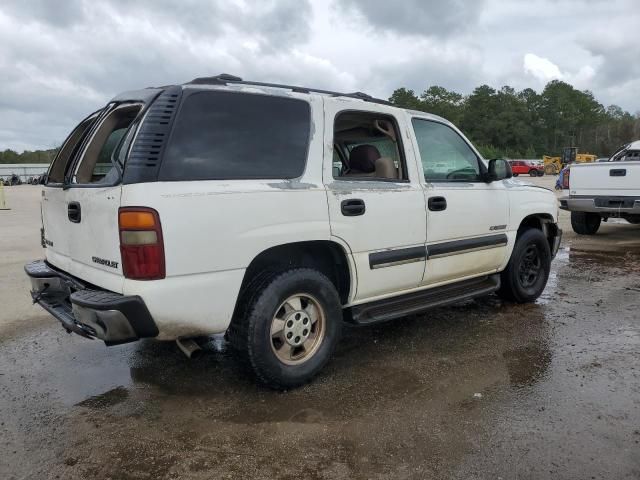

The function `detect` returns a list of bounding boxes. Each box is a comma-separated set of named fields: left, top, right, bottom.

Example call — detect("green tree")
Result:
left=420, top=86, right=464, bottom=124
left=389, top=88, right=423, bottom=111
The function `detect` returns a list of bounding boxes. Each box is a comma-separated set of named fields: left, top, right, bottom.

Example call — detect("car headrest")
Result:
left=349, top=144, right=380, bottom=173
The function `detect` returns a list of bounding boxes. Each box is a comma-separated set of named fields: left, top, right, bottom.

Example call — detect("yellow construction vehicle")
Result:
left=543, top=147, right=597, bottom=175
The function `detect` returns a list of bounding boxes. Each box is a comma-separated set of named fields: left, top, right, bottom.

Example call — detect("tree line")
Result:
left=0, top=148, right=58, bottom=164
left=390, top=80, right=640, bottom=159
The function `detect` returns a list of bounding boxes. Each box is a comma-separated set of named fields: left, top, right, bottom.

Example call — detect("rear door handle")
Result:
left=68, top=201, right=81, bottom=223
left=341, top=199, right=366, bottom=216
left=610, top=169, right=626, bottom=177
left=428, top=196, right=447, bottom=211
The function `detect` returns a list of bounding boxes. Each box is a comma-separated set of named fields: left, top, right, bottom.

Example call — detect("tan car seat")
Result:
left=375, top=157, right=398, bottom=179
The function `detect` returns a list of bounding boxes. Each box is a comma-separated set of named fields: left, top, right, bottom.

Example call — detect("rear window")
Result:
left=159, top=91, right=311, bottom=181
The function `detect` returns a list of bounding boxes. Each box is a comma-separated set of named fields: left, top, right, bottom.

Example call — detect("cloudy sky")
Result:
left=1, top=0, right=638, bottom=151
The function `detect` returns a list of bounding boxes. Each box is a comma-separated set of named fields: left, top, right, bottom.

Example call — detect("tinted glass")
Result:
left=160, top=91, right=311, bottom=181
left=91, top=128, right=126, bottom=183
left=411, top=119, right=480, bottom=182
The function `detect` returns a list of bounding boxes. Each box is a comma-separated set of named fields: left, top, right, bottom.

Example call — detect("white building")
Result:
left=0, top=163, right=49, bottom=182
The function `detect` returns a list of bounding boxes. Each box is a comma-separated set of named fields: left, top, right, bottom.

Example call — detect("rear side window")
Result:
left=46, top=110, right=102, bottom=184
left=160, top=91, right=311, bottom=181
left=71, top=103, right=142, bottom=185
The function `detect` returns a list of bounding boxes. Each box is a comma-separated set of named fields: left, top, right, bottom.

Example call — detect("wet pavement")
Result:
left=1, top=184, right=640, bottom=479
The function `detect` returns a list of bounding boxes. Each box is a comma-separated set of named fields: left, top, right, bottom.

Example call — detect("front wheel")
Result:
left=498, top=228, right=551, bottom=303
left=227, top=268, right=342, bottom=389
left=529, top=170, right=538, bottom=177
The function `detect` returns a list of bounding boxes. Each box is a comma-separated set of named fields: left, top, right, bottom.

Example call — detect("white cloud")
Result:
left=0, top=0, right=637, bottom=151
left=523, top=53, right=597, bottom=90
left=524, top=53, right=565, bottom=82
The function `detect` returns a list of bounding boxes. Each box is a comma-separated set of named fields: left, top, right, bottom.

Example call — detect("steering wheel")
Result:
left=446, top=167, right=477, bottom=180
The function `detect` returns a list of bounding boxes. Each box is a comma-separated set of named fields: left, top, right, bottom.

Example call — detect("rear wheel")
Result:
left=571, top=211, right=601, bottom=235
left=498, top=228, right=551, bottom=303
left=227, top=268, right=342, bottom=389
left=513, top=173, right=519, bottom=177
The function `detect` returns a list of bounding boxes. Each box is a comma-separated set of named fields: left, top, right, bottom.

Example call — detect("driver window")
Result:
left=411, top=118, right=480, bottom=182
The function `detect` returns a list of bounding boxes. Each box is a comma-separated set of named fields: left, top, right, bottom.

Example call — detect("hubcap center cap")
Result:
left=283, top=310, right=311, bottom=346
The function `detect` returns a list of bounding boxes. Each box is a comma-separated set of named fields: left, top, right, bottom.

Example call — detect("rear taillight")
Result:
left=118, top=207, right=165, bottom=280
left=563, top=168, right=570, bottom=189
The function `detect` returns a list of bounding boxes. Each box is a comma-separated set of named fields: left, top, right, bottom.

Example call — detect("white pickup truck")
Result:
left=25, top=74, right=562, bottom=388
left=560, top=140, right=640, bottom=234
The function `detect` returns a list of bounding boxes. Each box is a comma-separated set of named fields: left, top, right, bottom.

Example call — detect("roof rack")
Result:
left=186, top=73, right=392, bottom=106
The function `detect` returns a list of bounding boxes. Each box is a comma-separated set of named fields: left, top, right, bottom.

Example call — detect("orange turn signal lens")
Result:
left=119, top=211, right=156, bottom=229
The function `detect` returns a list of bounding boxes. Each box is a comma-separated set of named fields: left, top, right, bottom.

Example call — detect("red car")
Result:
left=509, top=160, right=544, bottom=177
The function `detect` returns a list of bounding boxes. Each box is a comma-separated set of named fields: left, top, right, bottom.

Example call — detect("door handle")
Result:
left=341, top=199, right=366, bottom=216
left=610, top=168, right=626, bottom=177
left=428, top=196, right=447, bottom=211
left=68, top=201, right=81, bottom=223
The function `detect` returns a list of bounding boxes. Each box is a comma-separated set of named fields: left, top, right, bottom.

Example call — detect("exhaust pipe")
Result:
left=176, top=338, right=202, bottom=359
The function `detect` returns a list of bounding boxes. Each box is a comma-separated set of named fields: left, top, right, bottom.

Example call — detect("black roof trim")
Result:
left=185, top=73, right=392, bottom=106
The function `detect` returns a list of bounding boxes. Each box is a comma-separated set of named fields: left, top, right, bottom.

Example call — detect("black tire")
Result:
left=513, top=173, right=519, bottom=177
left=529, top=170, right=538, bottom=177
left=571, top=211, right=601, bottom=235
left=227, top=268, right=342, bottom=389
left=537, top=170, right=544, bottom=177
left=498, top=228, right=551, bottom=303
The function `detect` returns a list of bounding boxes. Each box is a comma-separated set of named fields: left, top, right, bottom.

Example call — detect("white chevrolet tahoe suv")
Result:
left=560, top=140, right=640, bottom=234
left=26, top=74, right=561, bottom=388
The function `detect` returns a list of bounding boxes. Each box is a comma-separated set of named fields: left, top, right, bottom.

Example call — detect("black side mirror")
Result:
left=487, top=158, right=512, bottom=182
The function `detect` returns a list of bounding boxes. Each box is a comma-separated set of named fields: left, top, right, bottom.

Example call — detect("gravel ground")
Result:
left=0, top=179, right=639, bottom=479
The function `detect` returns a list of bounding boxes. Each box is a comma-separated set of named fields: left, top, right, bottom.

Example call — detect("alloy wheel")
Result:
left=270, top=294, right=325, bottom=365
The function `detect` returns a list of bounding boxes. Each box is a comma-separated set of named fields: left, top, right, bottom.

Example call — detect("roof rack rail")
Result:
left=185, top=74, right=392, bottom=106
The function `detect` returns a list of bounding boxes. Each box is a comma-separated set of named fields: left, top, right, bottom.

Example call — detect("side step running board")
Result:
left=347, top=274, right=501, bottom=325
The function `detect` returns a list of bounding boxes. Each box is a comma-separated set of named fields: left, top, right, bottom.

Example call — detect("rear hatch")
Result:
left=42, top=91, right=160, bottom=293
left=569, top=160, right=639, bottom=197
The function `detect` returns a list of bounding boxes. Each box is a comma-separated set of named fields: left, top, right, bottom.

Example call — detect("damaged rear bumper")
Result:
left=24, top=260, right=158, bottom=345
